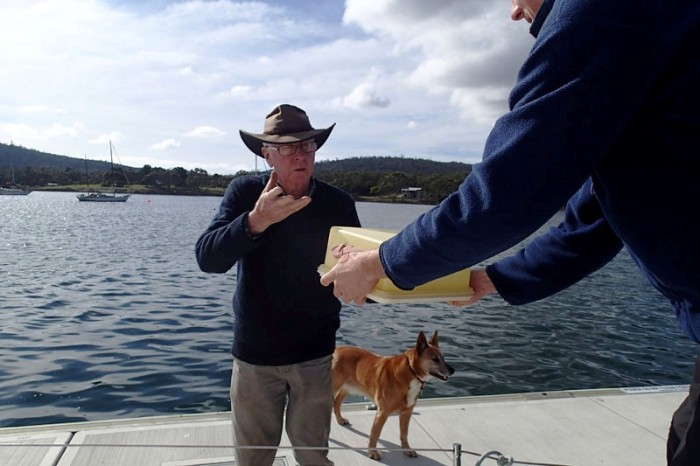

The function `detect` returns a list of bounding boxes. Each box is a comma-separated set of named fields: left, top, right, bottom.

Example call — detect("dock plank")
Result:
left=0, top=432, right=70, bottom=466
left=56, top=420, right=236, bottom=466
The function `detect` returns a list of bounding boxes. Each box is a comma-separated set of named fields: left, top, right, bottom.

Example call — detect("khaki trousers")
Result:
left=230, top=355, right=334, bottom=466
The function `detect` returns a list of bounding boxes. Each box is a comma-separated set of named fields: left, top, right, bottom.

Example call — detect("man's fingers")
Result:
left=446, top=288, right=485, bottom=306
left=320, top=270, right=333, bottom=287
left=320, top=270, right=370, bottom=306
left=331, top=243, right=363, bottom=259
left=331, top=244, right=346, bottom=259
left=276, top=195, right=311, bottom=215
left=263, top=171, right=278, bottom=192
left=336, top=290, right=365, bottom=306
left=447, top=299, right=475, bottom=306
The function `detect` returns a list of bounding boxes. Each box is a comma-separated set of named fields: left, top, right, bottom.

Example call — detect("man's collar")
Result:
left=530, top=0, right=556, bottom=38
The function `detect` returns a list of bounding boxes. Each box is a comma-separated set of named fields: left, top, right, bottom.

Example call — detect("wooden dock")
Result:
left=0, top=385, right=687, bottom=466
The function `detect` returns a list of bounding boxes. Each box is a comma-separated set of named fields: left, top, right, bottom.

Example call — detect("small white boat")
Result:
left=76, top=192, right=130, bottom=202
left=0, top=187, right=30, bottom=196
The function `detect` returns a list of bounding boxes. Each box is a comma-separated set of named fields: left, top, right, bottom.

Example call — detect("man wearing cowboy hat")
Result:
left=196, top=104, right=360, bottom=466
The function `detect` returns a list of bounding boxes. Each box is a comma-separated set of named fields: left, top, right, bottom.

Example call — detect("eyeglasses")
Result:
left=263, top=141, right=317, bottom=157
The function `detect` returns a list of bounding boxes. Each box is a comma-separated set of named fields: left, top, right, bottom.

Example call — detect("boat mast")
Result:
left=110, top=140, right=115, bottom=193
left=83, top=155, right=89, bottom=193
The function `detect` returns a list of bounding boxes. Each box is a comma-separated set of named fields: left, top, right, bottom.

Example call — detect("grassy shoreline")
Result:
left=33, top=185, right=435, bottom=205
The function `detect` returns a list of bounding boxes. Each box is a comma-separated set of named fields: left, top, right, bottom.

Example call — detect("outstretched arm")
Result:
left=450, top=180, right=624, bottom=307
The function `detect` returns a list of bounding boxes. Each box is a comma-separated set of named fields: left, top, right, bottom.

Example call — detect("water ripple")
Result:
left=0, top=192, right=696, bottom=428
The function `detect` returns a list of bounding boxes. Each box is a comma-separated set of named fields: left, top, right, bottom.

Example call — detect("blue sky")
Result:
left=0, top=0, right=532, bottom=174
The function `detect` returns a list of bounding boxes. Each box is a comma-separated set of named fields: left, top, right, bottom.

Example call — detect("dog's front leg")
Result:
left=368, top=410, right=390, bottom=460
left=333, top=389, right=350, bottom=425
left=399, top=407, right=417, bottom=457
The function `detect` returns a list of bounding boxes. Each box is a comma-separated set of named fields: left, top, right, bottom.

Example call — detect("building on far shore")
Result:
left=401, top=186, right=423, bottom=199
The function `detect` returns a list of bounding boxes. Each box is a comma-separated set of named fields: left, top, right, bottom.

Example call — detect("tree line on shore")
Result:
left=1, top=142, right=473, bottom=204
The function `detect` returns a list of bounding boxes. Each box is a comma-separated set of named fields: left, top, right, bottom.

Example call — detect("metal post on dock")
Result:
left=452, top=443, right=461, bottom=466
left=475, top=450, right=514, bottom=466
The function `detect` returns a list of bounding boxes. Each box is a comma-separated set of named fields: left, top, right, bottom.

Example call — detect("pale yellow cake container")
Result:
left=318, top=226, right=473, bottom=304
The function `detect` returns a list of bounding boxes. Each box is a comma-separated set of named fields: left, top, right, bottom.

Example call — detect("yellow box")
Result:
left=318, top=226, right=473, bottom=304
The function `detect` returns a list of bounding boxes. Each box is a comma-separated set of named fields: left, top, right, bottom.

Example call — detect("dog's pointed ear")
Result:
left=430, top=330, right=439, bottom=347
left=416, top=331, right=428, bottom=354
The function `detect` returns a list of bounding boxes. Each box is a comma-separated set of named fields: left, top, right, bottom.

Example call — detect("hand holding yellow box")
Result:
left=318, top=226, right=473, bottom=304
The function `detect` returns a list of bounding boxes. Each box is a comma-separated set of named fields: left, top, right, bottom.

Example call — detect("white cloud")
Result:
left=0, top=123, right=44, bottom=141
left=344, top=0, right=529, bottom=121
left=0, top=121, right=84, bottom=140
left=149, top=139, right=182, bottom=151
left=229, top=85, right=252, bottom=96
left=90, top=133, right=124, bottom=145
left=0, top=0, right=535, bottom=172
left=333, top=82, right=391, bottom=110
left=44, top=122, right=85, bottom=138
left=185, top=126, right=227, bottom=138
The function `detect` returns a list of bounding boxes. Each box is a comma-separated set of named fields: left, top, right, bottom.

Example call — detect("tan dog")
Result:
left=332, top=331, right=455, bottom=461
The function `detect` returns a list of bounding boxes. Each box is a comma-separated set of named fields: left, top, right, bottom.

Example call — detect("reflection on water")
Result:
left=0, top=191, right=695, bottom=428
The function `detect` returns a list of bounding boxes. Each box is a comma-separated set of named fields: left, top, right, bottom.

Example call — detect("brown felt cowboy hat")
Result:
left=239, top=104, right=335, bottom=157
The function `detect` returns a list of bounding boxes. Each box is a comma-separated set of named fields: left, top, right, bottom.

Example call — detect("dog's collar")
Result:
left=407, top=358, right=426, bottom=390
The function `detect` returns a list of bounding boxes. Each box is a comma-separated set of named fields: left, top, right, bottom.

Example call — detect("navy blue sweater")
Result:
left=195, top=175, right=360, bottom=365
left=379, top=0, right=700, bottom=343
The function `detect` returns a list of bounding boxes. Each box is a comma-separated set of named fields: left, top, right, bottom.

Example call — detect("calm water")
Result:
left=0, top=191, right=696, bottom=428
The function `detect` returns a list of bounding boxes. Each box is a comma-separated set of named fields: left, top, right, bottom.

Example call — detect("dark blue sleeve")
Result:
left=486, top=179, right=623, bottom=305
left=195, top=177, right=263, bottom=273
left=378, top=1, right=664, bottom=289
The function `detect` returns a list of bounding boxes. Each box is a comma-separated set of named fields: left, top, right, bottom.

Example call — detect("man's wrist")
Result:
left=368, top=249, right=387, bottom=279
left=244, top=213, right=262, bottom=240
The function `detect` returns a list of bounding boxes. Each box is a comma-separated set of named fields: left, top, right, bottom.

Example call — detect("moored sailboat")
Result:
left=77, top=141, right=130, bottom=202
left=0, top=165, right=31, bottom=195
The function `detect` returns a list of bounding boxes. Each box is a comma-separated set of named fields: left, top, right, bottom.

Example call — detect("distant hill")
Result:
left=0, top=142, right=119, bottom=173
left=0, top=142, right=473, bottom=176
left=315, top=156, right=471, bottom=175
